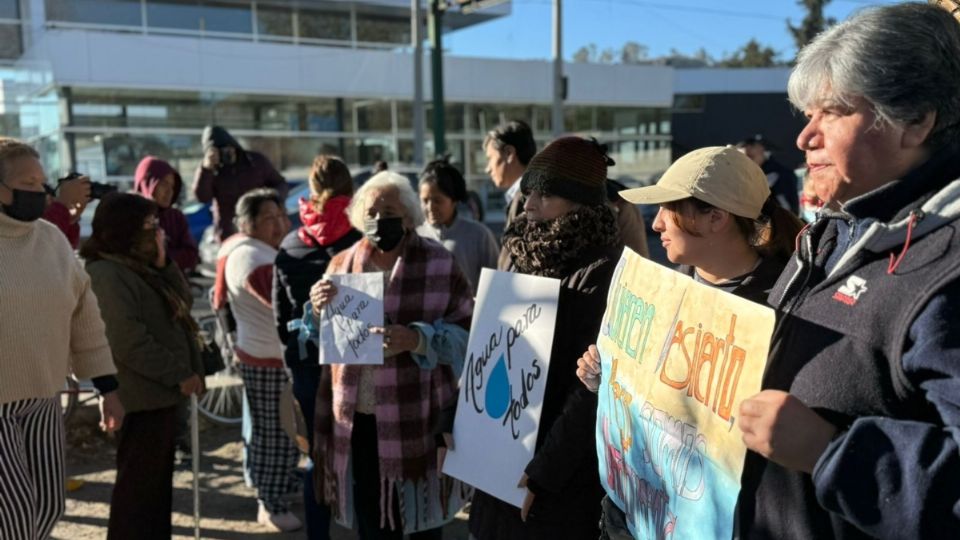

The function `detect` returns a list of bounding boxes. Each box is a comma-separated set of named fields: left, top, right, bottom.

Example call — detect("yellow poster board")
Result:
left=596, top=249, right=775, bottom=539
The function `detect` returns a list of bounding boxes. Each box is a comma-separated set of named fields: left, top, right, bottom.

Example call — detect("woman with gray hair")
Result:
left=307, top=171, right=474, bottom=539
left=212, top=188, right=302, bottom=532
left=732, top=3, right=960, bottom=539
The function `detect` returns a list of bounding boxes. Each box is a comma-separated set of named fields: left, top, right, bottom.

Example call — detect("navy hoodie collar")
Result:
left=842, top=142, right=960, bottom=223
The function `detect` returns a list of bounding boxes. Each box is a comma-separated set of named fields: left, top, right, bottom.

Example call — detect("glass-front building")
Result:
left=10, top=0, right=675, bottom=218
left=53, top=87, right=671, bottom=215
left=43, top=0, right=418, bottom=48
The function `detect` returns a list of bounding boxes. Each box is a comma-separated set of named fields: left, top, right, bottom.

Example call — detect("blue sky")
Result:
left=445, top=0, right=903, bottom=63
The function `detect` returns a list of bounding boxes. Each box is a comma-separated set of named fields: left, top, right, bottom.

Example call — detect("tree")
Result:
left=598, top=47, right=615, bottom=64
left=788, top=0, right=836, bottom=52
left=572, top=43, right=615, bottom=64
left=620, top=41, right=649, bottom=64
left=572, top=44, right=595, bottom=63
left=718, top=39, right=780, bottom=68
left=657, top=48, right=711, bottom=68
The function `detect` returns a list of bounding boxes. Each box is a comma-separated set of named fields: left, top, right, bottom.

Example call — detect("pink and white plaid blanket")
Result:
left=314, top=233, right=473, bottom=528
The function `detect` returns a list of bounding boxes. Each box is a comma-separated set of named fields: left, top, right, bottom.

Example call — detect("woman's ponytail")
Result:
left=756, top=195, right=804, bottom=259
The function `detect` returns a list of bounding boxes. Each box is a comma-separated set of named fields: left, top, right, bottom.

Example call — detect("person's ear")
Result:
left=709, top=208, right=731, bottom=233
left=902, top=111, right=936, bottom=149
left=505, top=145, right=517, bottom=164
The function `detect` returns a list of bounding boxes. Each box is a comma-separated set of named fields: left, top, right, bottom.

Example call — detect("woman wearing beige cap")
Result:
left=576, top=145, right=803, bottom=539
left=626, top=145, right=802, bottom=296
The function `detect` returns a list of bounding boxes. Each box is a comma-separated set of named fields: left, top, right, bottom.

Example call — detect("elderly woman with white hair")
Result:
left=308, top=171, right=474, bottom=540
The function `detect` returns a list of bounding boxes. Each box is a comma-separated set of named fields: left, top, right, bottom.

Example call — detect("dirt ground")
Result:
left=52, top=404, right=470, bottom=540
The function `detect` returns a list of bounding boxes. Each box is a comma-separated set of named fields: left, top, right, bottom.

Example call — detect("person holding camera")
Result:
left=192, top=125, right=287, bottom=241
left=41, top=173, right=88, bottom=248
left=0, top=138, right=122, bottom=539
left=42, top=173, right=118, bottom=249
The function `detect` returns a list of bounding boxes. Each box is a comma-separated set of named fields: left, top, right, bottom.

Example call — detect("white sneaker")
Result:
left=257, top=503, right=303, bottom=532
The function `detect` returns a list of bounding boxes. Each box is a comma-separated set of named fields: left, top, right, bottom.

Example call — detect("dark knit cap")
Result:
left=520, top=136, right=612, bottom=206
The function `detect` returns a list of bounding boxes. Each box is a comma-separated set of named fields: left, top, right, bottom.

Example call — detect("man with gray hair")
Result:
left=734, top=3, right=960, bottom=538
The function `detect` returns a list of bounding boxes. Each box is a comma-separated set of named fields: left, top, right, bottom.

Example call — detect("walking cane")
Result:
left=191, top=393, right=201, bottom=540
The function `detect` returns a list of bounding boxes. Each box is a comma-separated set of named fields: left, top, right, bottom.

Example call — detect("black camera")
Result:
left=216, top=146, right=237, bottom=168
left=58, top=172, right=117, bottom=200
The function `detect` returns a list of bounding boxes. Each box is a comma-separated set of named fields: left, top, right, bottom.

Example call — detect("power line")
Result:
left=514, top=0, right=785, bottom=21
left=642, top=7, right=727, bottom=50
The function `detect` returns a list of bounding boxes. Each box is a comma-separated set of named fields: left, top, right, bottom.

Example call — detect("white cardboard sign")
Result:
left=318, top=272, right=384, bottom=365
left=442, top=269, right=561, bottom=508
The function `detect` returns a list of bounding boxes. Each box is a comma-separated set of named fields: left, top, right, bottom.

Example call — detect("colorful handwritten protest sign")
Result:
left=596, top=249, right=774, bottom=539
left=443, top=269, right=560, bottom=508
left=318, top=272, right=384, bottom=365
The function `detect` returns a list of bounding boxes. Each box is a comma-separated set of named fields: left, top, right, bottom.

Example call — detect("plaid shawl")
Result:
left=314, top=233, right=473, bottom=529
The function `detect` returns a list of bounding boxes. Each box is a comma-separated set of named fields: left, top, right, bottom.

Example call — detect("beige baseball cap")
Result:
left=620, top=146, right=771, bottom=219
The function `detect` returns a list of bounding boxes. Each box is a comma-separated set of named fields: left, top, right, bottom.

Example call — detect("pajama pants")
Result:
left=0, top=398, right=65, bottom=540
left=237, top=363, right=300, bottom=514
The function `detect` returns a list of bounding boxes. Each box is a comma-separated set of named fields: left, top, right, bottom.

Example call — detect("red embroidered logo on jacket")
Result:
left=833, top=275, right=868, bottom=306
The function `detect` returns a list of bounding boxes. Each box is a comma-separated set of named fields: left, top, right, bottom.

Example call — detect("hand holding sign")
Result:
left=576, top=344, right=602, bottom=393
left=371, top=325, right=419, bottom=354
left=310, top=279, right=338, bottom=314
left=518, top=473, right=535, bottom=522
left=317, top=272, right=385, bottom=365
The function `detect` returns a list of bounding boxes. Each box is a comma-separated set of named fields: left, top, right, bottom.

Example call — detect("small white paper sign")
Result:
left=442, top=269, right=561, bottom=508
left=318, top=272, right=384, bottom=365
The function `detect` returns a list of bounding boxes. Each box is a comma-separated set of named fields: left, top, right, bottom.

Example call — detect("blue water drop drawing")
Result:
left=485, top=354, right=510, bottom=419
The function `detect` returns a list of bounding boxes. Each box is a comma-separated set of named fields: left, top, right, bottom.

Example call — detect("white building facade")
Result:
left=1, top=0, right=793, bottom=214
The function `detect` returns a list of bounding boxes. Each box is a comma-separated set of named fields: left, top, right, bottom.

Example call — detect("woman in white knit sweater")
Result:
left=0, top=138, right=122, bottom=539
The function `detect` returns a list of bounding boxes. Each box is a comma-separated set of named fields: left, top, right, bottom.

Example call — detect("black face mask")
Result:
left=0, top=183, right=46, bottom=222
left=363, top=217, right=405, bottom=252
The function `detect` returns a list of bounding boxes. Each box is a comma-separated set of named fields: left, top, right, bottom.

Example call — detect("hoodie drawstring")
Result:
left=795, top=222, right=812, bottom=254
left=887, top=210, right=923, bottom=274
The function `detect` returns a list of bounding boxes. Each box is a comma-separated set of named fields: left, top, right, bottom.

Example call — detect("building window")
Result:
left=255, top=101, right=299, bottom=131
left=45, top=0, right=142, bottom=26
left=347, top=99, right=392, bottom=132
left=0, top=23, right=20, bottom=58
left=0, top=0, right=18, bottom=19
left=147, top=0, right=204, bottom=31
left=255, top=4, right=293, bottom=39
left=305, top=101, right=340, bottom=132
left=298, top=7, right=350, bottom=41
left=564, top=106, right=594, bottom=132
left=355, top=13, right=409, bottom=44
left=202, top=1, right=252, bottom=34
left=146, top=0, right=252, bottom=33
left=672, top=94, right=705, bottom=112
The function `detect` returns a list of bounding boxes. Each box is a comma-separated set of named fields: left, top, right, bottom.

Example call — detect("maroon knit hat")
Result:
left=520, top=136, right=612, bottom=206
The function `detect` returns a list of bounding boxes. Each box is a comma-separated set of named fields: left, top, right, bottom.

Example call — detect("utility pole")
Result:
left=429, top=0, right=447, bottom=158
left=551, top=0, right=564, bottom=137
left=412, top=0, right=425, bottom=165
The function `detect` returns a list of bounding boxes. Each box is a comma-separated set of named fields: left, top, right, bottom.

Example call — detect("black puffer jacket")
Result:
left=272, top=227, right=362, bottom=368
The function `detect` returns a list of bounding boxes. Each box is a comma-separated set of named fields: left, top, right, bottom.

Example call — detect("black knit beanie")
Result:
left=520, top=136, right=612, bottom=206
